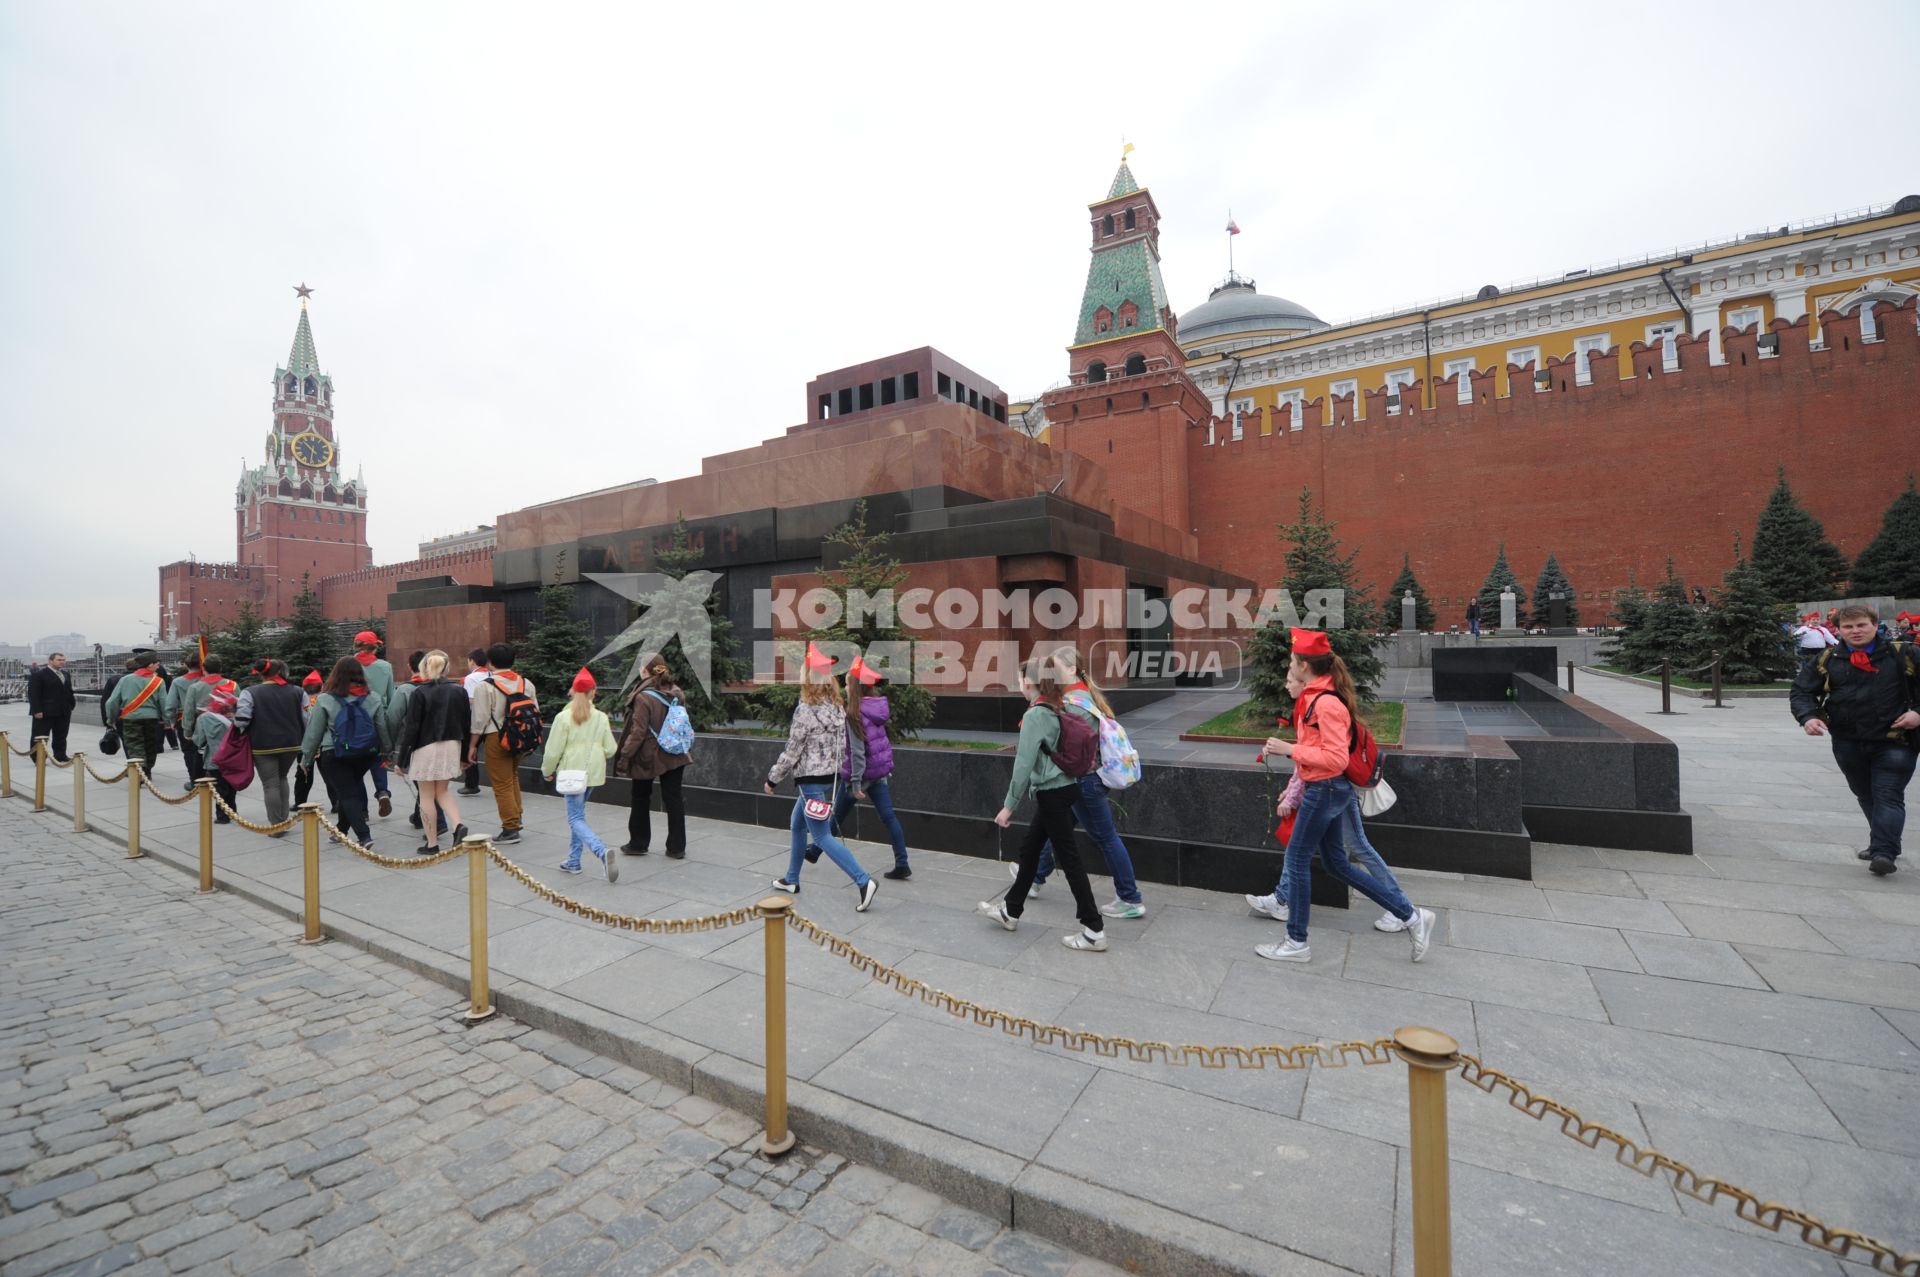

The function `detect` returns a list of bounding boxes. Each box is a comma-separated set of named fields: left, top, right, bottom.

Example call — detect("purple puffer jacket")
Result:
left=839, top=695, right=894, bottom=783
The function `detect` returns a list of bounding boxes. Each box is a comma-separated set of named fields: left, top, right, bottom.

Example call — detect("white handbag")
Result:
left=1358, top=777, right=1397, bottom=817
left=554, top=769, right=588, bottom=796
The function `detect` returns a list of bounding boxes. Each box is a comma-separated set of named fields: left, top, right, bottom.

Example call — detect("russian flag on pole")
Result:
left=1226, top=219, right=1241, bottom=235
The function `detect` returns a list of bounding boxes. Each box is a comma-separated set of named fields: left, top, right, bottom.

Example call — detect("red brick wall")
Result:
left=320, top=548, right=497, bottom=621
left=157, top=561, right=267, bottom=637
left=1185, top=301, right=1920, bottom=615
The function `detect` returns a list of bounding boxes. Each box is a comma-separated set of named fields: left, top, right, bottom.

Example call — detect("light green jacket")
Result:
left=300, top=691, right=394, bottom=763
left=542, top=708, right=617, bottom=789
left=1003, top=700, right=1086, bottom=811
left=357, top=657, right=395, bottom=710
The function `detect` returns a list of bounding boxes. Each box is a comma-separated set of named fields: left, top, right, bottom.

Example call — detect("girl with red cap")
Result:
left=832, top=657, right=912, bottom=880
left=764, top=645, right=878, bottom=909
left=1244, top=630, right=1435, bottom=964
left=543, top=668, right=619, bottom=879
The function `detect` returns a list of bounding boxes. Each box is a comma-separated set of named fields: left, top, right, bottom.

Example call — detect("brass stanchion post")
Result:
left=73, top=752, right=86, bottom=833
left=465, top=840, right=496, bottom=1022
left=1394, top=1026, right=1460, bottom=1277
left=196, top=778, right=215, bottom=894
left=758, top=896, right=796, bottom=1156
left=1566, top=659, right=1575, bottom=694
left=126, top=761, right=143, bottom=858
left=0, top=730, right=11, bottom=798
left=298, top=802, right=324, bottom=944
left=32, top=738, right=48, bottom=812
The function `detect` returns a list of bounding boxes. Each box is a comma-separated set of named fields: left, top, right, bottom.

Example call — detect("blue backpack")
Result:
left=333, top=694, right=379, bottom=757
left=644, top=689, right=694, bottom=755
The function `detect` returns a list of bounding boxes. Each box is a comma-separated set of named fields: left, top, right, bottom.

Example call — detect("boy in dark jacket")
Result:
left=1792, top=604, right=1920, bottom=876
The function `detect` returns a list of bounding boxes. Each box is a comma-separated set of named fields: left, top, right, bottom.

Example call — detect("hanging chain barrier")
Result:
left=44, top=752, right=75, bottom=770
left=1456, top=1054, right=1919, bottom=1274
left=3, top=734, right=33, bottom=757
left=481, top=845, right=760, bottom=932
left=208, top=791, right=298, bottom=837
left=310, top=806, right=466, bottom=869
left=137, top=769, right=202, bottom=806
left=786, top=911, right=1397, bottom=1068
left=83, top=757, right=130, bottom=784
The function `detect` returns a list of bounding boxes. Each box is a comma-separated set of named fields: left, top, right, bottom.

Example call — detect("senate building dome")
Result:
left=1178, top=274, right=1327, bottom=356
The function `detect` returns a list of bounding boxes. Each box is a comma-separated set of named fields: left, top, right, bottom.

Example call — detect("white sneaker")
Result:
left=977, top=900, right=1016, bottom=931
left=1062, top=930, right=1108, bottom=952
left=1407, top=907, right=1436, bottom=963
left=1256, top=939, right=1311, bottom=963
left=1245, top=893, right=1288, bottom=922
left=1100, top=899, right=1146, bottom=920
left=1010, top=862, right=1041, bottom=897
left=1373, top=911, right=1407, bottom=933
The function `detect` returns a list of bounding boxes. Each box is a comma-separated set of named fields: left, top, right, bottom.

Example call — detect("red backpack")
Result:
left=1296, top=689, right=1382, bottom=788
left=1038, top=703, right=1100, bottom=779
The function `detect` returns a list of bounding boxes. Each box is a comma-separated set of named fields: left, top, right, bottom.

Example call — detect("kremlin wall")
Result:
left=163, top=166, right=1920, bottom=680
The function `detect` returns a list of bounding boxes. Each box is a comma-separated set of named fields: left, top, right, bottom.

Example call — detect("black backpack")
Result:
left=490, top=676, right=544, bottom=756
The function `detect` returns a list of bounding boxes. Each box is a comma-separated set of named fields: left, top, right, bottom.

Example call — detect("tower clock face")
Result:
left=290, top=431, right=335, bottom=468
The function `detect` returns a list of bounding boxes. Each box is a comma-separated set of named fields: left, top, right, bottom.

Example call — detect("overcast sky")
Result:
left=2, top=1, right=1912, bottom=648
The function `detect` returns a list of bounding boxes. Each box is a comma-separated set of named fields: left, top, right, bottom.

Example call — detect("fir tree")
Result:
left=1749, top=467, right=1849, bottom=604
left=1635, top=559, right=1706, bottom=672
left=516, top=582, right=607, bottom=720
left=1248, top=489, right=1384, bottom=717
left=1385, top=554, right=1436, bottom=631
left=1475, top=544, right=1528, bottom=629
left=645, top=515, right=748, bottom=731
left=210, top=601, right=272, bottom=674
left=1850, top=476, right=1920, bottom=598
left=1706, top=539, right=1795, bottom=684
left=278, top=575, right=335, bottom=680
left=1599, top=577, right=1648, bottom=669
left=1528, top=554, right=1580, bottom=628
left=756, top=500, right=936, bottom=736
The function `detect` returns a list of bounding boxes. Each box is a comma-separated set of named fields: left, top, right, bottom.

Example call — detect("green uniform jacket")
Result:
left=103, top=672, right=168, bottom=723
left=300, top=691, right=394, bottom=764
left=192, top=710, right=231, bottom=760
left=385, top=679, right=419, bottom=740
left=357, top=657, right=395, bottom=710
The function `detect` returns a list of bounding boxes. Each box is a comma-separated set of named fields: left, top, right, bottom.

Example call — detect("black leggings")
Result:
left=1004, top=785, right=1102, bottom=934
left=319, top=752, right=375, bottom=839
left=628, top=768, right=687, bottom=853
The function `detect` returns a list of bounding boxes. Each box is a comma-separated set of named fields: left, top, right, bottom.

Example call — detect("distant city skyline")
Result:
left=1, top=1, right=1911, bottom=640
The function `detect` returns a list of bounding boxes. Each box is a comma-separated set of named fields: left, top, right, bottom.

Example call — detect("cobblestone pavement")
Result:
left=0, top=802, right=1127, bottom=1277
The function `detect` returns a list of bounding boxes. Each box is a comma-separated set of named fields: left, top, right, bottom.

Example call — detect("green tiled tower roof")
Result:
left=1072, top=161, right=1167, bottom=348
left=285, top=307, right=321, bottom=379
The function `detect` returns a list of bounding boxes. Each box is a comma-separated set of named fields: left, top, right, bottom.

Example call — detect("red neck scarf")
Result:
left=266, top=676, right=287, bottom=685
left=182, top=672, right=204, bottom=683
left=354, top=650, right=377, bottom=667
left=1849, top=645, right=1879, bottom=675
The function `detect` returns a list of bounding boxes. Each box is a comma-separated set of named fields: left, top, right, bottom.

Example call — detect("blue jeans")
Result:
left=1274, top=777, right=1415, bottom=944
left=1281, top=802, right=1414, bottom=916
left=562, top=789, right=607, bottom=869
left=833, top=777, right=909, bottom=869
left=1831, top=738, right=1917, bottom=860
left=371, top=758, right=390, bottom=797
left=1032, top=775, right=1142, bottom=903
left=786, top=783, right=870, bottom=887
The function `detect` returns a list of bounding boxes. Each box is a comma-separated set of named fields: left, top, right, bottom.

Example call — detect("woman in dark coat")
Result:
left=616, top=651, right=691, bottom=858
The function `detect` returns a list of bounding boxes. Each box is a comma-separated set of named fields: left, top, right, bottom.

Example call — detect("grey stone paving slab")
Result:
left=1037, top=1070, right=1397, bottom=1275
left=811, top=1017, right=1094, bottom=1160
left=323, top=877, right=545, bottom=953
left=1732, top=945, right=1920, bottom=1012
left=1499, top=1000, right=1857, bottom=1148
left=1379, top=876, right=1554, bottom=919
left=1210, top=958, right=1481, bottom=1054
left=1629, top=871, right=1879, bottom=921
left=1443, top=909, right=1642, bottom=971
left=703, top=926, right=917, bottom=1001
left=1839, top=886, right=1920, bottom=928
left=1005, top=929, right=1241, bottom=1012
left=1701, top=854, right=1920, bottom=895
left=844, top=950, right=1081, bottom=1029
left=1299, top=1047, right=1676, bottom=1214
left=1638, top=1106, right=1920, bottom=1262
left=1590, top=970, right=1920, bottom=1071
left=1341, top=934, right=1610, bottom=1022
left=1526, top=862, right=1646, bottom=899
left=1804, top=915, right=1920, bottom=963
left=1542, top=890, right=1685, bottom=934
left=653, top=971, right=893, bottom=1082
left=551, top=947, right=742, bottom=1023
left=1789, top=1055, right=1920, bottom=1159
left=812, top=899, right=1052, bottom=972
left=1619, top=931, right=1768, bottom=988
left=455, top=914, right=645, bottom=987
left=1390, top=1158, right=1842, bottom=1277
left=1667, top=902, right=1842, bottom=953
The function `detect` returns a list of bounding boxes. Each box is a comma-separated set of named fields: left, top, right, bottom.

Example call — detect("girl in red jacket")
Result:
left=1244, top=629, right=1435, bottom=965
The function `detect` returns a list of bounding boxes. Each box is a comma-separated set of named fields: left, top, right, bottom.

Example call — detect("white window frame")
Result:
left=1573, top=334, right=1610, bottom=386
left=1442, top=357, right=1475, bottom=404
left=1507, top=346, right=1546, bottom=392
left=1383, top=368, right=1415, bottom=415
left=1277, top=388, right=1304, bottom=430
left=1229, top=396, right=1252, bottom=441
left=1646, top=321, right=1682, bottom=372
left=1726, top=305, right=1764, bottom=334
left=1330, top=378, right=1359, bottom=420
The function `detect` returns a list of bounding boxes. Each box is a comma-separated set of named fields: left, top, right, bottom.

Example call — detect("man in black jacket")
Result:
left=28, top=653, right=76, bottom=762
left=1792, top=604, right=1920, bottom=876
